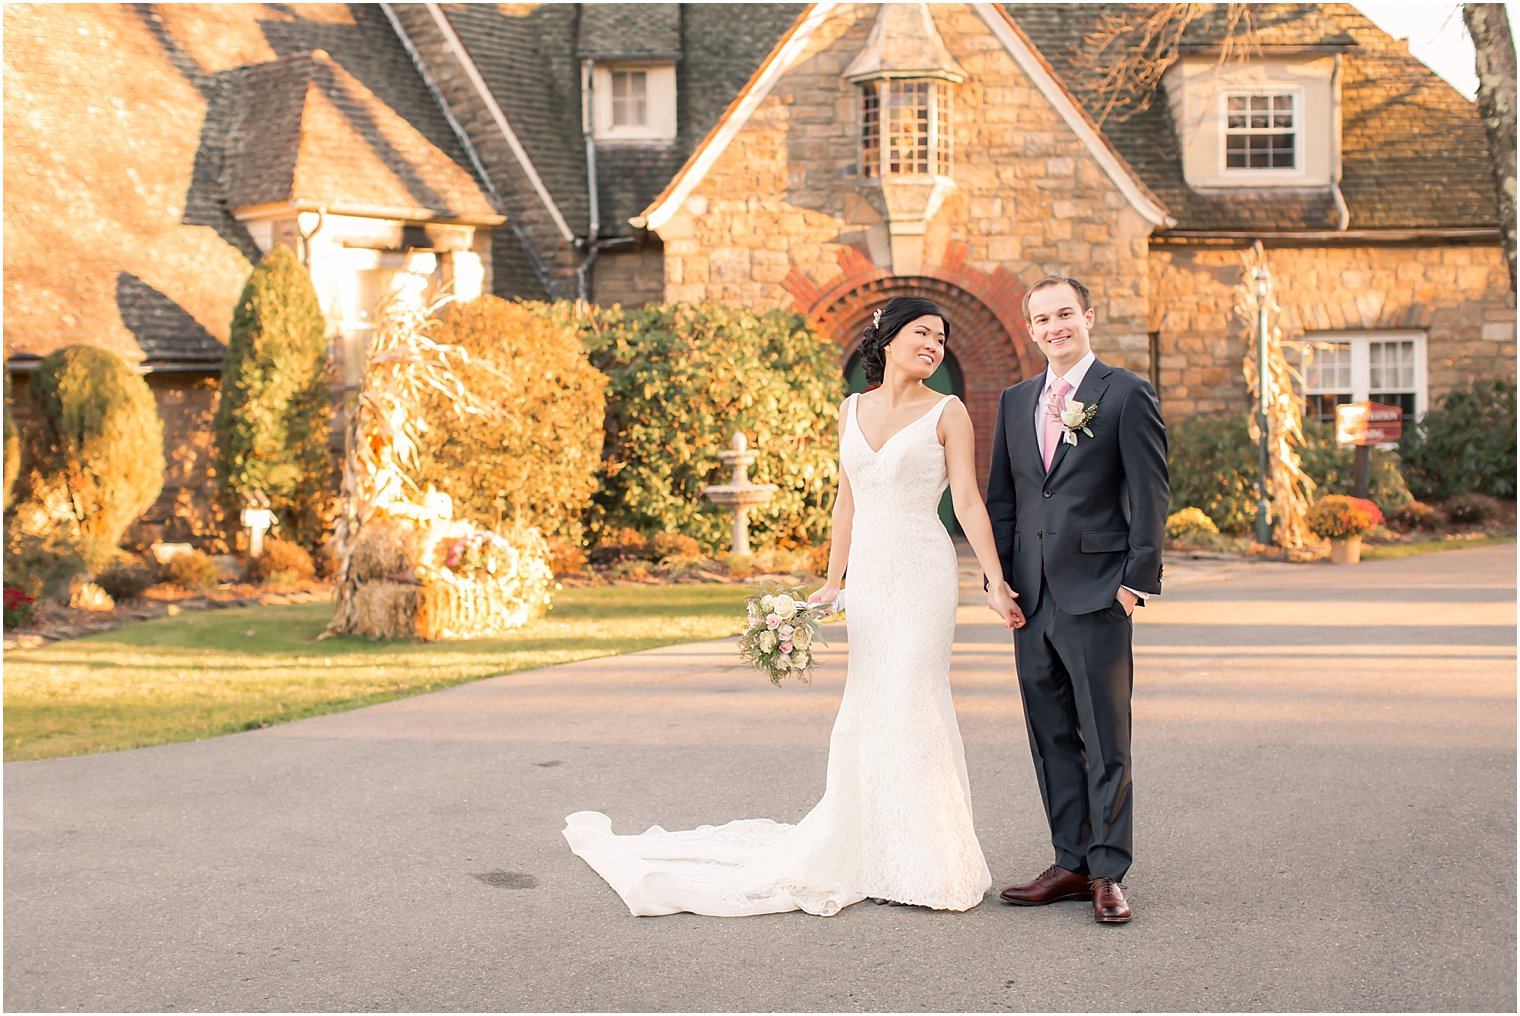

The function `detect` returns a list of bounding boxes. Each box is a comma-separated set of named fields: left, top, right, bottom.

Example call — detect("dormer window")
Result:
left=1224, top=91, right=1298, bottom=171
left=859, top=78, right=952, bottom=178
left=591, top=62, right=676, bottom=141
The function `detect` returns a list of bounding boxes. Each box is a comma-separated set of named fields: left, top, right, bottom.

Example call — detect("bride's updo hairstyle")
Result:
left=858, top=297, right=950, bottom=387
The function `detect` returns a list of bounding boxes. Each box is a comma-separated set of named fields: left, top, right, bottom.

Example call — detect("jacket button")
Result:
left=1043, top=490, right=1052, bottom=498
left=1036, top=530, right=1044, bottom=538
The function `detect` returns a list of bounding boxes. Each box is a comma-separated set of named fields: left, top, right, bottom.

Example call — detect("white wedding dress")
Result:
left=563, top=393, right=991, bottom=916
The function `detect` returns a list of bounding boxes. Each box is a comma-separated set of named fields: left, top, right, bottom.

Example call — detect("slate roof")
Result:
left=1005, top=2, right=1499, bottom=232
left=2, top=3, right=499, bottom=366
left=225, top=50, right=500, bottom=222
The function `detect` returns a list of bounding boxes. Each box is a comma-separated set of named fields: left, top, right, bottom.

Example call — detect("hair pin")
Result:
left=871, top=308, right=883, bottom=327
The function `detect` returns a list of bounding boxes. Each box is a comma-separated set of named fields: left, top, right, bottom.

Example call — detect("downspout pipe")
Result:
left=1330, top=52, right=1350, bottom=231
left=576, top=57, right=603, bottom=303
left=379, top=1, right=558, bottom=298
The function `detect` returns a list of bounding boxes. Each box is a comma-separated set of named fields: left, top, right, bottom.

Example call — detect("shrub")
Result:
left=651, top=532, right=701, bottom=562
left=213, top=244, right=333, bottom=553
left=808, top=541, right=832, bottom=578
left=1298, top=420, right=1413, bottom=513
left=4, top=587, right=37, bottom=628
left=545, top=537, right=588, bottom=576
left=17, top=345, right=164, bottom=568
left=722, top=552, right=757, bottom=579
left=587, top=527, right=656, bottom=566
left=1306, top=495, right=1384, bottom=540
left=247, top=536, right=316, bottom=585
left=412, top=297, right=607, bottom=548
left=94, top=561, right=160, bottom=602
left=1390, top=500, right=1447, bottom=532
left=4, top=373, right=19, bottom=511
left=3, top=532, right=89, bottom=601
left=1166, top=507, right=1219, bottom=539
left=1443, top=492, right=1503, bottom=525
left=1400, top=378, right=1517, bottom=499
left=164, top=549, right=220, bottom=593
left=1168, top=412, right=1413, bottom=534
left=563, top=302, right=845, bottom=553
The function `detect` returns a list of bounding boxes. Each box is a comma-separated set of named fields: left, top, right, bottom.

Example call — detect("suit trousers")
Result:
left=1013, top=577, right=1134, bottom=880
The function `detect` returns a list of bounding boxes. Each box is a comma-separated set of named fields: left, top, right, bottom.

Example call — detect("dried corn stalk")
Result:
left=1236, top=242, right=1315, bottom=549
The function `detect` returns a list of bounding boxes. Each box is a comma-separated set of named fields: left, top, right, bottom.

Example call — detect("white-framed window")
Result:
left=335, top=251, right=438, bottom=389
left=1295, top=332, right=1428, bottom=429
left=1222, top=89, right=1299, bottom=172
left=859, top=78, right=952, bottom=178
left=591, top=63, right=676, bottom=141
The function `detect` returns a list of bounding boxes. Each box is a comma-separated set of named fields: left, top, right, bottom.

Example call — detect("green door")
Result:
left=843, top=350, right=964, bottom=535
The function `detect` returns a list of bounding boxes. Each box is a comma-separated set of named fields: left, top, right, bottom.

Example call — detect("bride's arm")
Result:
left=808, top=404, right=854, bottom=606
left=941, top=399, right=1023, bottom=627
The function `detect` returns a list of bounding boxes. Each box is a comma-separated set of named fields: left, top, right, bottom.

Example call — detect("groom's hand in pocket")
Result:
left=1116, top=588, right=1139, bottom=617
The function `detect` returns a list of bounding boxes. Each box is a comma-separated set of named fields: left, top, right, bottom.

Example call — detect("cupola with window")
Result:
left=844, top=3, right=965, bottom=274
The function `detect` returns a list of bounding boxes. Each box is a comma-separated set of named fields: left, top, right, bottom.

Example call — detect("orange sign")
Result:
left=1335, top=401, right=1403, bottom=445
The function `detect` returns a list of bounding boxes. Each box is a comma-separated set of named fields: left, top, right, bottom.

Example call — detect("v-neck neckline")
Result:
left=851, top=393, right=951, bottom=455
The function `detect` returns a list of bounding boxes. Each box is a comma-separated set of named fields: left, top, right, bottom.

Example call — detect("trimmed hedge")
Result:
left=564, top=301, right=845, bottom=553
left=213, top=244, right=333, bottom=552
left=1169, top=412, right=1411, bottom=535
left=412, top=297, right=607, bottom=546
left=16, top=344, right=165, bottom=569
left=1399, top=378, right=1517, bottom=499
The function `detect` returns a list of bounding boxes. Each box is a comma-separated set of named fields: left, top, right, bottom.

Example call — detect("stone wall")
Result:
left=654, top=3, right=1154, bottom=367
left=592, top=243, right=666, bottom=307
left=1149, top=240, right=1516, bottom=421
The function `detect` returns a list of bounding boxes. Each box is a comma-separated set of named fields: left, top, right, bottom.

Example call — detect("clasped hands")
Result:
left=987, top=581, right=1025, bottom=631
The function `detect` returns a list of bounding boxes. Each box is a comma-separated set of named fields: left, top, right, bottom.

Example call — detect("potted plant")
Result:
left=1306, top=495, right=1385, bottom=564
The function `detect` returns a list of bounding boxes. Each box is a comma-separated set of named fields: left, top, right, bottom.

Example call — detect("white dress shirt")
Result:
left=1032, top=350, right=1155, bottom=604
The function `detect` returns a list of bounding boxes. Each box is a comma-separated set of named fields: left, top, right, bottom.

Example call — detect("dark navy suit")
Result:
left=986, top=357, right=1168, bottom=880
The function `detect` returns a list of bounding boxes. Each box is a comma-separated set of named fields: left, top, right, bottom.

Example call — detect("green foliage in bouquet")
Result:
left=412, top=297, right=607, bottom=547
left=1169, top=412, right=1411, bottom=535
left=1399, top=378, right=1517, bottom=499
left=15, top=344, right=164, bottom=570
left=1306, top=495, right=1384, bottom=540
left=560, top=301, right=845, bottom=554
left=737, top=580, right=830, bottom=686
left=213, top=244, right=333, bottom=553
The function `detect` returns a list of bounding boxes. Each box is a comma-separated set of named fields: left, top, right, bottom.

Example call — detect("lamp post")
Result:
left=1253, top=260, right=1274, bottom=547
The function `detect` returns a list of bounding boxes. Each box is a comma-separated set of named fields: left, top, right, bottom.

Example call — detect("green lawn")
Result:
left=3, top=583, right=753, bottom=762
left=1361, top=533, right=1516, bottom=560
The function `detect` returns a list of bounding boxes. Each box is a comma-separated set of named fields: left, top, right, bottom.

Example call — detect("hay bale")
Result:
left=349, top=521, right=419, bottom=582
left=350, top=579, right=420, bottom=638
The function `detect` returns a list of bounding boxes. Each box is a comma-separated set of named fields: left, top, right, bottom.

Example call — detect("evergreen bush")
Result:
left=412, top=297, right=606, bottom=547
left=95, top=561, right=160, bottom=602
left=1400, top=378, right=1517, bottom=499
left=17, top=344, right=164, bottom=568
left=214, top=244, right=333, bottom=553
left=4, top=373, right=19, bottom=510
left=1443, top=492, right=1503, bottom=525
left=565, top=302, right=845, bottom=553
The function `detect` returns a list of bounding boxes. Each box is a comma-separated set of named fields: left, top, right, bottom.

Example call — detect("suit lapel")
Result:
left=1045, top=360, right=1113, bottom=478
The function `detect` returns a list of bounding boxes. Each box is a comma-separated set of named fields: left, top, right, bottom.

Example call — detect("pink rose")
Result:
left=780, top=641, right=793, bottom=654
left=778, top=624, right=794, bottom=640
left=766, top=613, right=781, bottom=630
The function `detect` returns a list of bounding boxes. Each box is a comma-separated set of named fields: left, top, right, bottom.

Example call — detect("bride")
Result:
left=563, top=297, right=1023, bottom=916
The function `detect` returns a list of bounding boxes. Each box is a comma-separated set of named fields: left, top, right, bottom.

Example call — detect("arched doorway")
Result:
left=844, top=346, right=965, bottom=533
left=815, top=275, right=1036, bottom=533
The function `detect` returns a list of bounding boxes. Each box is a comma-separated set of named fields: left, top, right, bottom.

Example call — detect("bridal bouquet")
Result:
left=737, top=582, right=836, bottom=686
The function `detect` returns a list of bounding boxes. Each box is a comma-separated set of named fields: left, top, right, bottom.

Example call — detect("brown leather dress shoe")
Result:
left=999, top=864, right=1094, bottom=906
left=1090, top=878, right=1132, bottom=923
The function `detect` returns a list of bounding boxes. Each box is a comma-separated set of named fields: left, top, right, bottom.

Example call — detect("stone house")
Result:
left=4, top=3, right=1511, bottom=541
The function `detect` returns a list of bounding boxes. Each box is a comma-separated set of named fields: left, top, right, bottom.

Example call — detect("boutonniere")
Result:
left=1058, top=399, right=1100, bottom=446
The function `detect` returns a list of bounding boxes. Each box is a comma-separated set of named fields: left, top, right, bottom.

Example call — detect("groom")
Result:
left=985, top=275, right=1168, bottom=924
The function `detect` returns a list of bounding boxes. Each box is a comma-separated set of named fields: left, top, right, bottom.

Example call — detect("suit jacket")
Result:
left=985, top=358, right=1169, bottom=616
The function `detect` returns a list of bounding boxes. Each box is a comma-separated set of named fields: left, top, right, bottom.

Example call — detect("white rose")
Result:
left=792, top=626, right=812, bottom=649
left=792, top=650, right=810, bottom=669
left=759, top=631, right=778, bottom=653
left=773, top=595, right=798, bottom=620
left=760, top=595, right=775, bottom=613
left=1059, top=400, right=1086, bottom=429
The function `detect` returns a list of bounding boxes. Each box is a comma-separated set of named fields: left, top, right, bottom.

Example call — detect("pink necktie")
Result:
left=1042, top=378, right=1073, bottom=472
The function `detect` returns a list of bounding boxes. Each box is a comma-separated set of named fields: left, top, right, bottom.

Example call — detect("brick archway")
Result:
left=785, top=241, right=1040, bottom=487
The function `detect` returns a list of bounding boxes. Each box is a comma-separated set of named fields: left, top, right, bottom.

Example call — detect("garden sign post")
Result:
left=1335, top=401, right=1404, bottom=498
